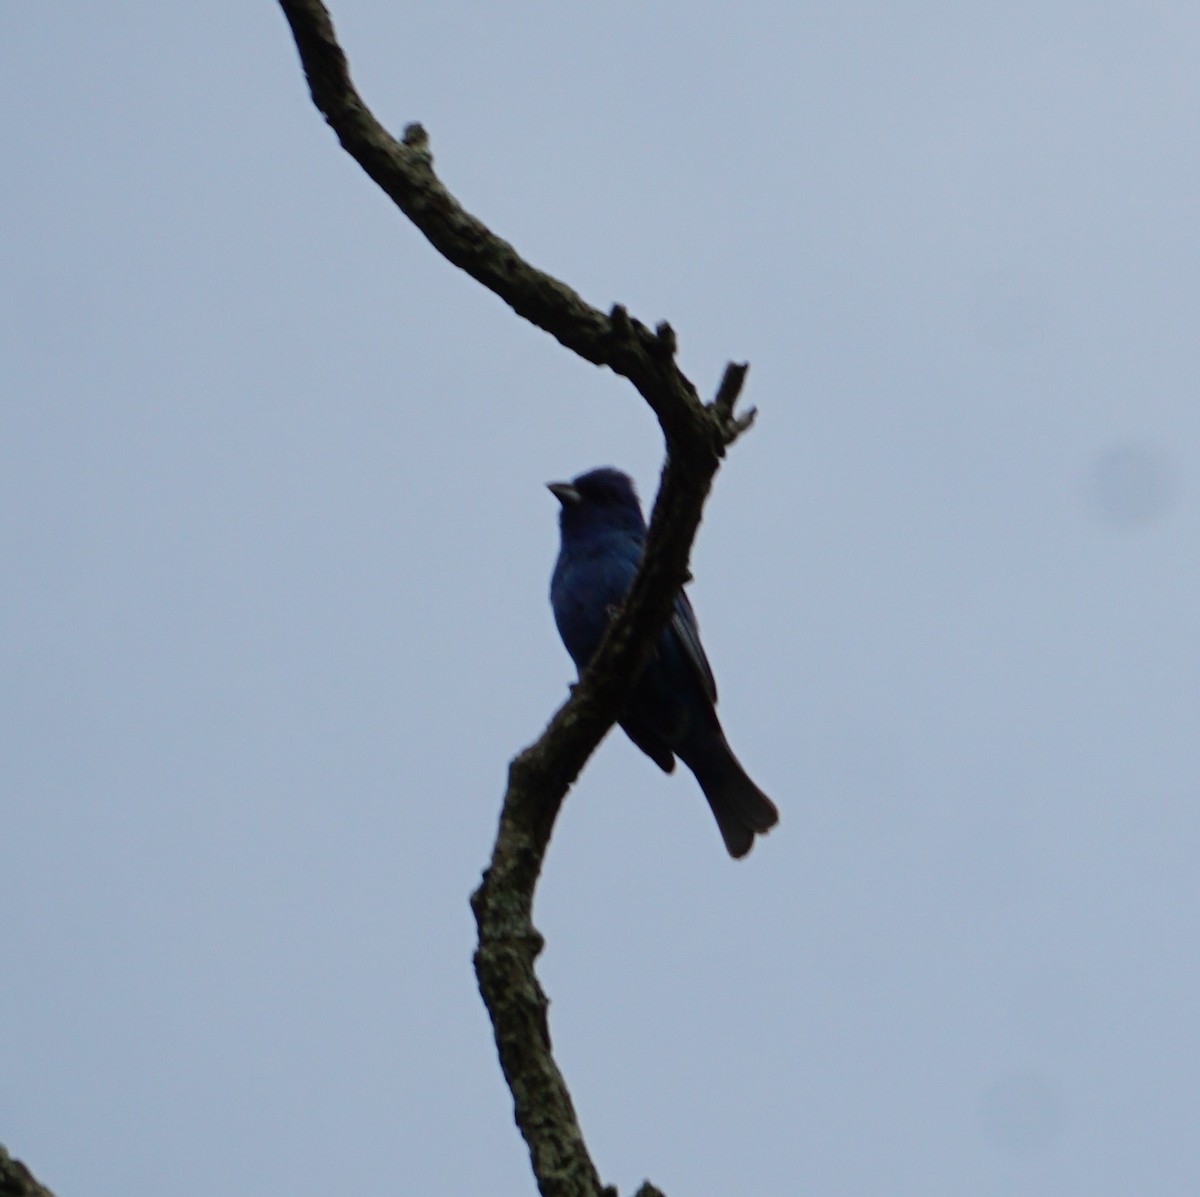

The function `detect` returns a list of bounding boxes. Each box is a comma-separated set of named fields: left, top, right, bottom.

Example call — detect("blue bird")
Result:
left=548, top=467, right=779, bottom=858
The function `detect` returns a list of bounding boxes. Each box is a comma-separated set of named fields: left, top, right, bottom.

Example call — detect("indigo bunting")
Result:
left=548, top=467, right=778, bottom=858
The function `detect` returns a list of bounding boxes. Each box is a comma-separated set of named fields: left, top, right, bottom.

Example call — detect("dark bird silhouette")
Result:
left=548, top=467, right=778, bottom=857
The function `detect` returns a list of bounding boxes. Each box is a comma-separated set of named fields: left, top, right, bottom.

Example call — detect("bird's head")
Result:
left=547, top=467, right=647, bottom=540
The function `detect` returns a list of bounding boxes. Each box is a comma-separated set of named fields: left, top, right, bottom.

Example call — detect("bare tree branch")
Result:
left=0, top=1146, right=55, bottom=1197
left=277, top=4, right=759, bottom=1195
left=276, top=0, right=753, bottom=454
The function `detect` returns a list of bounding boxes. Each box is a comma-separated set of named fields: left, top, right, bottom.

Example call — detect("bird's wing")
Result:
left=619, top=717, right=676, bottom=773
left=670, top=590, right=718, bottom=704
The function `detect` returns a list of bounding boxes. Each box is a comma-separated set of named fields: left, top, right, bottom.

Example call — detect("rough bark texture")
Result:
left=278, top=4, right=758, bottom=1195
left=0, top=1147, right=55, bottom=1197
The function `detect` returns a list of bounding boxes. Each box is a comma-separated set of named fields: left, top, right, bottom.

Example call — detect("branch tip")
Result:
left=711, top=360, right=749, bottom=418
left=732, top=405, right=758, bottom=434
left=608, top=303, right=633, bottom=338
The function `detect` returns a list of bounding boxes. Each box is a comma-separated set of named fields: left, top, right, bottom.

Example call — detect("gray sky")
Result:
left=5, top=3, right=1199, bottom=1194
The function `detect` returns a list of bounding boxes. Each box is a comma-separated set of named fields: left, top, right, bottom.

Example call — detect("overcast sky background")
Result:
left=4, top=3, right=1199, bottom=1195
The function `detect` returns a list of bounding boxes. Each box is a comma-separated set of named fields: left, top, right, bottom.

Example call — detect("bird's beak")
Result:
left=547, top=481, right=581, bottom=506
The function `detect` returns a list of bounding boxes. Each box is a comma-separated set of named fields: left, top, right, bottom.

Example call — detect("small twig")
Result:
left=711, top=361, right=756, bottom=445
left=712, top=361, right=749, bottom=419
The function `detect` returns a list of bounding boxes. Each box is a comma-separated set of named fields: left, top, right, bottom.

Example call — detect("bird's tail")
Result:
left=684, top=732, right=779, bottom=859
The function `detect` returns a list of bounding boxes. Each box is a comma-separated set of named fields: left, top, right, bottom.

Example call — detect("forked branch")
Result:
left=278, top=4, right=758, bottom=1194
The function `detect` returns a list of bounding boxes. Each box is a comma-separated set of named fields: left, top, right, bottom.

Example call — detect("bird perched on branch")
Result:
left=548, top=467, right=778, bottom=858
